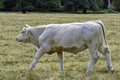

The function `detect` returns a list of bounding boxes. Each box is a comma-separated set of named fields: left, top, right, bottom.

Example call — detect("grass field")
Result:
left=0, top=12, right=120, bottom=80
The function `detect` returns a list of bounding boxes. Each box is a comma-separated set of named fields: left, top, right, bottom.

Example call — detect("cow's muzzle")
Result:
left=16, top=37, right=21, bottom=42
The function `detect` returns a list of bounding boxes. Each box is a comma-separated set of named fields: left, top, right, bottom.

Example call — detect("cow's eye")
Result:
left=21, top=31, right=25, bottom=33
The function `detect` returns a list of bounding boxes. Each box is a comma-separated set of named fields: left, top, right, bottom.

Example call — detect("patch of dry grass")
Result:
left=0, top=12, right=120, bottom=80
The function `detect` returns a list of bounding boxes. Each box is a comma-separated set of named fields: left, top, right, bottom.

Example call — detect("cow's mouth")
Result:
left=16, top=38, right=22, bottom=42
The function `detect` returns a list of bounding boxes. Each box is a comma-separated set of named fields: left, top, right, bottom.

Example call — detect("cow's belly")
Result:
left=47, top=44, right=87, bottom=54
left=63, top=44, right=87, bottom=54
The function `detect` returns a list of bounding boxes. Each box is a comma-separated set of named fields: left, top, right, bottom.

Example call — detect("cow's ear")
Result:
left=24, top=24, right=31, bottom=28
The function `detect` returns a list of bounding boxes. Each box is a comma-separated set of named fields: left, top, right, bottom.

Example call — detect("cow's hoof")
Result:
left=29, top=66, right=33, bottom=71
left=111, top=70, right=114, bottom=74
left=59, top=71, right=64, bottom=74
left=86, top=71, right=93, bottom=75
left=29, top=68, right=32, bottom=71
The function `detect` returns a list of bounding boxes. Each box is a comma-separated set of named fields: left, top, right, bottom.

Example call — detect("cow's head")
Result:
left=16, top=24, right=32, bottom=43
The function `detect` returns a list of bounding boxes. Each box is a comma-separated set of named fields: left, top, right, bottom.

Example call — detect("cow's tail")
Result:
left=96, top=20, right=108, bottom=46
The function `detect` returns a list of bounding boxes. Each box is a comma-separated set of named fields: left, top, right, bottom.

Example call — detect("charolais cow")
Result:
left=16, top=20, right=114, bottom=73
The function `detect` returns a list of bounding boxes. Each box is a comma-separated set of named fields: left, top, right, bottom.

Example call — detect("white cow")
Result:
left=16, top=20, right=114, bottom=73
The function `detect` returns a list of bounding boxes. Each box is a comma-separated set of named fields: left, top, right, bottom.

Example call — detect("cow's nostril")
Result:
left=16, top=37, right=19, bottom=41
left=16, top=38, right=18, bottom=41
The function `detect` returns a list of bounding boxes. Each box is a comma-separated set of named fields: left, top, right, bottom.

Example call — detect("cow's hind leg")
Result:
left=86, top=45, right=99, bottom=73
left=98, top=44, right=114, bottom=73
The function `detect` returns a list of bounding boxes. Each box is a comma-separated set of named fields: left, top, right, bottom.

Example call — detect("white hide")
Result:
left=16, top=20, right=114, bottom=73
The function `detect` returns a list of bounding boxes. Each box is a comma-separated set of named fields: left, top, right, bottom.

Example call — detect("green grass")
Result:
left=0, top=12, right=120, bottom=80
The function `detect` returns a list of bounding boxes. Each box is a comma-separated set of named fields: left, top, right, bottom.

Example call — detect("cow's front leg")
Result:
left=57, top=52, right=64, bottom=73
left=29, top=47, right=46, bottom=70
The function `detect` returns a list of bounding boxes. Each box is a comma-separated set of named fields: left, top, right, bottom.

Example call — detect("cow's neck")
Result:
left=31, top=38, right=40, bottom=49
left=29, top=27, right=46, bottom=49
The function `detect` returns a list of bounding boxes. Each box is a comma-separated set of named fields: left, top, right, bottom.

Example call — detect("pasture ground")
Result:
left=0, top=12, right=120, bottom=80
